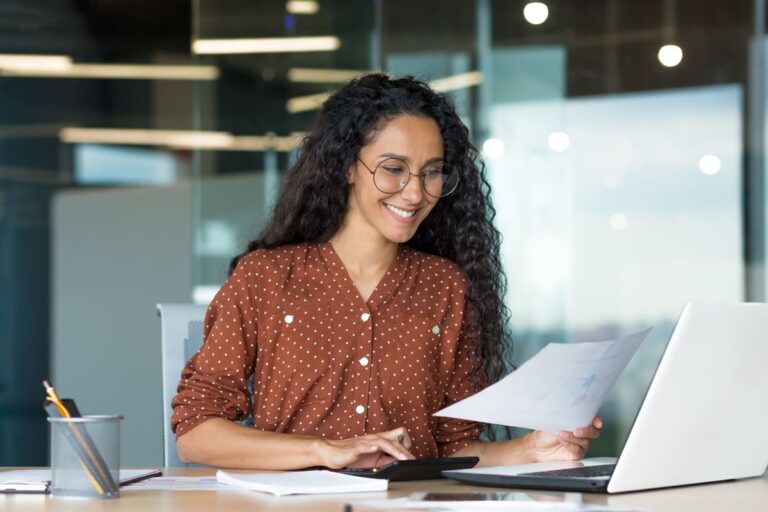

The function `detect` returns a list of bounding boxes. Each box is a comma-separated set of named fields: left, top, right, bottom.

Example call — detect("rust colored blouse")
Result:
left=171, top=241, right=485, bottom=458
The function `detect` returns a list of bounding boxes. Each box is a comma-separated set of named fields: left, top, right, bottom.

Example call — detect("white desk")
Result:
left=1, top=468, right=766, bottom=511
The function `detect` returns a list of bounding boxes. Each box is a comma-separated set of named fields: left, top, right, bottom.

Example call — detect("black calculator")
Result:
left=339, top=456, right=479, bottom=481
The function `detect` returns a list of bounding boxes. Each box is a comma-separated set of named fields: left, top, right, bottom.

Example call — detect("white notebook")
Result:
left=216, top=469, right=388, bottom=496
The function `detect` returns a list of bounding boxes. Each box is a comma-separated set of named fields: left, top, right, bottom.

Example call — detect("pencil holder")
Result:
left=48, top=415, right=123, bottom=499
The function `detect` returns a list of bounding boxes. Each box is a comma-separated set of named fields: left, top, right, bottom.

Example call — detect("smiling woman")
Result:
left=170, top=73, right=602, bottom=471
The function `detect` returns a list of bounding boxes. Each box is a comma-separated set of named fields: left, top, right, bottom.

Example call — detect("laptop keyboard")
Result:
left=519, top=463, right=616, bottom=479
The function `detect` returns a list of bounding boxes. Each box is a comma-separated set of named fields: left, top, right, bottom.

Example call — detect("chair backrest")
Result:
left=157, top=303, right=208, bottom=467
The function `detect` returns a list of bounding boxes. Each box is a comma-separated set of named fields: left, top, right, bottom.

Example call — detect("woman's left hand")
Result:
left=526, top=416, right=603, bottom=462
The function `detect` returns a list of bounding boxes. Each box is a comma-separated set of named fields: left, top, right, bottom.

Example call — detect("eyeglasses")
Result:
left=356, top=156, right=460, bottom=198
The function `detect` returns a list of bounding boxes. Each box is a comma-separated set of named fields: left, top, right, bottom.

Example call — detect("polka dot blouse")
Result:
left=171, top=241, right=485, bottom=458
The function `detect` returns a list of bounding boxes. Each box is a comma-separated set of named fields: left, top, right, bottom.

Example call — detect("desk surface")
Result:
left=2, top=468, right=767, bottom=512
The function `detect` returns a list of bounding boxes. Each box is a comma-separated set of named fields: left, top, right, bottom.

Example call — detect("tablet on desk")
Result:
left=339, top=456, right=479, bottom=481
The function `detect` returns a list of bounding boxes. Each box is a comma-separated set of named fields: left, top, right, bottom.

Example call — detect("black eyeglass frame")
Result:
left=355, top=157, right=460, bottom=198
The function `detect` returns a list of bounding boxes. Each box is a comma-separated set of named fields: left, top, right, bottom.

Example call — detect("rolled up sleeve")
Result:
left=171, top=257, right=259, bottom=438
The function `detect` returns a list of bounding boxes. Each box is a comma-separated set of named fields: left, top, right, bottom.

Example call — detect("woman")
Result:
left=171, top=73, right=601, bottom=470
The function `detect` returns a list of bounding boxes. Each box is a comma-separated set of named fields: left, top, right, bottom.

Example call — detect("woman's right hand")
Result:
left=316, top=427, right=415, bottom=469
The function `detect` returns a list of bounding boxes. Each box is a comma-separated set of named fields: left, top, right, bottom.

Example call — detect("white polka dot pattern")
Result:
left=170, top=241, right=485, bottom=458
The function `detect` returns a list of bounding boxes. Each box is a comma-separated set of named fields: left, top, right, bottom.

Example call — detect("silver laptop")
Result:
left=444, top=302, right=768, bottom=493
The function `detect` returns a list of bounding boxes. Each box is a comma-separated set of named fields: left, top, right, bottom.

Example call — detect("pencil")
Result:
left=43, top=380, right=70, bottom=418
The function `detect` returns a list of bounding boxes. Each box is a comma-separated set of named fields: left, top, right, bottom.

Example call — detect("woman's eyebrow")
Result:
left=378, top=152, right=444, bottom=164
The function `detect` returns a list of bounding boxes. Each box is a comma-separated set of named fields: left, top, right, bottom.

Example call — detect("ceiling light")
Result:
left=523, top=2, right=549, bottom=25
left=548, top=132, right=570, bottom=152
left=482, top=138, right=505, bottom=159
left=698, top=154, right=721, bottom=175
left=0, top=54, right=72, bottom=71
left=59, top=127, right=303, bottom=152
left=287, top=67, right=368, bottom=83
left=286, top=91, right=333, bottom=113
left=428, top=71, right=483, bottom=92
left=192, top=36, right=340, bottom=54
left=0, top=63, right=219, bottom=80
left=285, top=71, right=483, bottom=114
left=60, top=128, right=233, bottom=149
left=286, top=0, right=319, bottom=14
left=658, top=45, right=683, bottom=67
left=227, top=133, right=305, bottom=151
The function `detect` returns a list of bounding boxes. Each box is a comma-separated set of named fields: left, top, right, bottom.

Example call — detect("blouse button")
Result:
left=359, top=357, right=369, bottom=367
left=355, top=405, right=365, bottom=414
left=431, top=325, right=440, bottom=335
left=284, top=315, right=294, bottom=324
left=361, top=312, right=370, bottom=322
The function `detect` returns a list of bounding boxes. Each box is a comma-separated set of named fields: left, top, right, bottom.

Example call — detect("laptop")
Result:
left=444, top=302, right=768, bottom=493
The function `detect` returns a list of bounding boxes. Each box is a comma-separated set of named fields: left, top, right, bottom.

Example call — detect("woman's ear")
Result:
left=346, top=162, right=356, bottom=185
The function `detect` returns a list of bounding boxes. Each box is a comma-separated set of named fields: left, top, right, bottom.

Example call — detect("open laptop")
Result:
left=444, top=302, right=768, bottom=493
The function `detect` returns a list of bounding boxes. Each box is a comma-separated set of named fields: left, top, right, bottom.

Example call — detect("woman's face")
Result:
left=347, top=114, right=444, bottom=245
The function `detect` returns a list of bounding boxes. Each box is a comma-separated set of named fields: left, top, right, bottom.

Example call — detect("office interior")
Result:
left=0, top=0, right=765, bottom=468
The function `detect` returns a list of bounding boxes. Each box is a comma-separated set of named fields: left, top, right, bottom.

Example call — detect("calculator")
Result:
left=339, top=457, right=480, bottom=481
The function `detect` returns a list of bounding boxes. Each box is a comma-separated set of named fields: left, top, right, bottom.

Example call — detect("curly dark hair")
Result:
left=231, top=73, right=514, bottom=434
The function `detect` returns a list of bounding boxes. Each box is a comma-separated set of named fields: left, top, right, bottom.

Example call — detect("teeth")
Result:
left=385, top=204, right=416, bottom=218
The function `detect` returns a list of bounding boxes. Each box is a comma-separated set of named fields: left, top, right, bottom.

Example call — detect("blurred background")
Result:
left=0, top=0, right=764, bottom=466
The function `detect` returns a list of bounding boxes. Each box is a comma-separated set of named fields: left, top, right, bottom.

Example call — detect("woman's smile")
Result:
left=383, top=202, right=418, bottom=223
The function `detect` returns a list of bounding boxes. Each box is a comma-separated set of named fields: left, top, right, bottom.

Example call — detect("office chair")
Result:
left=157, top=303, right=208, bottom=467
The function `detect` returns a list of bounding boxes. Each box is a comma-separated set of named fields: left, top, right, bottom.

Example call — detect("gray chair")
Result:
left=157, top=303, right=207, bottom=467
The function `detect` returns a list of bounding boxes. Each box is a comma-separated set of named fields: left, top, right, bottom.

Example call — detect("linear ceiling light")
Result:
left=286, top=91, right=333, bottom=114
left=428, top=71, right=484, bottom=92
left=60, top=128, right=234, bottom=149
left=0, top=63, right=219, bottom=80
left=0, top=54, right=72, bottom=71
left=192, top=36, right=340, bottom=54
left=285, top=71, right=483, bottom=114
left=228, top=133, right=305, bottom=151
left=59, top=127, right=303, bottom=152
left=286, top=1, right=320, bottom=14
left=287, top=67, right=369, bottom=83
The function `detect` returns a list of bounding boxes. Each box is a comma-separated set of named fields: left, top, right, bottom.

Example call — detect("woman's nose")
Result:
left=399, top=173, right=424, bottom=203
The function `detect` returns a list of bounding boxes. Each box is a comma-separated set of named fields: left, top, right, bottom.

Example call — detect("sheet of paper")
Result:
left=216, top=469, right=388, bottom=496
left=120, top=476, right=237, bottom=492
left=435, top=328, right=651, bottom=432
left=352, top=495, right=636, bottom=511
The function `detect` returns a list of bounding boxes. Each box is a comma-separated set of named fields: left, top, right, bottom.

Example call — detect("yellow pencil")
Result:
left=43, top=380, right=70, bottom=418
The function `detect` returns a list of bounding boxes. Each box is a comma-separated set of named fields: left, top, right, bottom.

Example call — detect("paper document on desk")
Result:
left=216, top=469, right=388, bottom=496
left=435, top=328, right=651, bottom=432
left=120, top=476, right=234, bottom=491
left=353, top=495, right=636, bottom=511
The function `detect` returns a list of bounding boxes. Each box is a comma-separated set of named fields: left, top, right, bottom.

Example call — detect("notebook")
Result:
left=216, top=469, right=388, bottom=496
left=0, top=468, right=162, bottom=494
